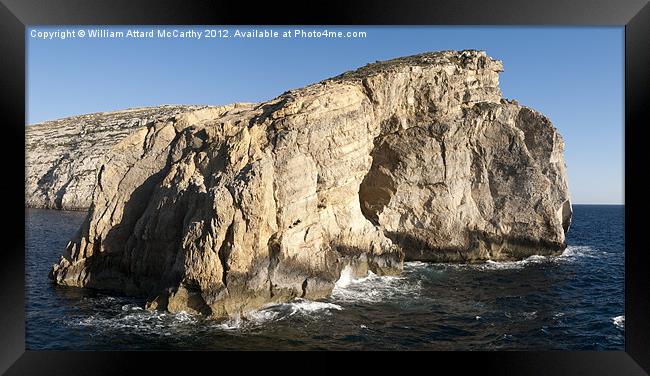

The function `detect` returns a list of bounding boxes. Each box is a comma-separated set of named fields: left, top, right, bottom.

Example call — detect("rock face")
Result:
left=26, top=105, right=206, bottom=209
left=49, top=50, right=572, bottom=318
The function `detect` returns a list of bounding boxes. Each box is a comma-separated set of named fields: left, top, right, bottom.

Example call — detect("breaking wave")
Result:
left=212, top=299, right=342, bottom=330
left=68, top=297, right=343, bottom=334
left=478, top=255, right=549, bottom=270
left=612, top=315, right=625, bottom=330
left=331, top=266, right=422, bottom=303
left=70, top=306, right=199, bottom=336
left=556, top=245, right=604, bottom=261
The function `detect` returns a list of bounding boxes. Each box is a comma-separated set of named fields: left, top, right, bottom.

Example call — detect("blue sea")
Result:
left=25, top=205, right=624, bottom=350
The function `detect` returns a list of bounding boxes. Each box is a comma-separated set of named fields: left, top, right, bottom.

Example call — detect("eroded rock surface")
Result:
left=49, top=50, right=571, bottom=318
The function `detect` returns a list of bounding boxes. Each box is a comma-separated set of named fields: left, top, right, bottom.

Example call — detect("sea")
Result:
left=25, top=205, right=624, bottom=350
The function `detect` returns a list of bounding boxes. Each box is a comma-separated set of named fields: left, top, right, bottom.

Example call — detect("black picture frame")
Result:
left=1, top=0, right=648, bottom=374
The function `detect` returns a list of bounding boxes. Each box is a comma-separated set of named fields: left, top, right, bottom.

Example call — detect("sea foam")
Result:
left=612, top=315, right=625, bottom=329
left=331, top=266, right=421, bottom=303
left=213, top=298, right=343, bottom=330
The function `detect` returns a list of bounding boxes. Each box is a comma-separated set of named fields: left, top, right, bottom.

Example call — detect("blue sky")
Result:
left=27, top=26, right=623, bottom=204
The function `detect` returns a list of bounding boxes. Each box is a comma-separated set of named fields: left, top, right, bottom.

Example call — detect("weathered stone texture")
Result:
left=26, top=105, right=207, bottom=209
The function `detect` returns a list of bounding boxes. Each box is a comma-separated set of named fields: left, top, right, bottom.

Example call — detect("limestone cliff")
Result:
left=26, top=105, right=207, bottom=209
left=49, top=50, right=572, bottom=318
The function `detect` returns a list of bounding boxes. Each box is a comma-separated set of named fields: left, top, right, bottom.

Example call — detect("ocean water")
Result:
left=26, top=205, right=624, bottom=350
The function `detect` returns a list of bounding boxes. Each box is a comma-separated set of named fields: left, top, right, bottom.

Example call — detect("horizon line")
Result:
left=572, top=202, right=624, bottom=205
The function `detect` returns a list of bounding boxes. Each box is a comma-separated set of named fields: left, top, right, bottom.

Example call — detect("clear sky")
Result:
left=27, top=26, right=623, bottom=204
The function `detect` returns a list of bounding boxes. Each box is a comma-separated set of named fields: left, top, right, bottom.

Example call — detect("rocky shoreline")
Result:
left=28, top=50, right=572, bottom=319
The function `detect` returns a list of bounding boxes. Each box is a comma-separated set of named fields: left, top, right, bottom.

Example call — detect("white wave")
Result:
left=245, top=309, right=280, bottom=323
left=249, top=299, right=342, bottom=321
left=481, top=255, right=547, bottom=270
left=437, top=254, right=549, bottom=271
left=174, top=311, right=197, bottom=323
left=335, top=265, right=355, bottom=288
left=331, top=269, right=420, bottom=303
left=612, top=315, right=625, bottom=329
left=70, top=308, right=199, bottom=334
left=214, top=314, right=243, bottom=330
left=556, top=245, right=599, bottom=262
left=255, top=299, right=342, bottom=322
left=121, top=304, right=143, bottom=311
left=283, top=299, right=342, bottom=313
left=212, top=298, right=342, bottom=330
left=403, top=261, right=429, bottom=269
left=72, top=293, right=343, bottom=333
left=521, top=311, right=537, bottom=320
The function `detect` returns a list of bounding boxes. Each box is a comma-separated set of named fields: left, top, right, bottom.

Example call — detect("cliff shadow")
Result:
left=386, top=230, right=566, bottom=263
left=61, top=167, right=183, bottom=296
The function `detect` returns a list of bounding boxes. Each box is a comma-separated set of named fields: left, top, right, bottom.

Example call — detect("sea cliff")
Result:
left=38, top=50, right=571, bottom=318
